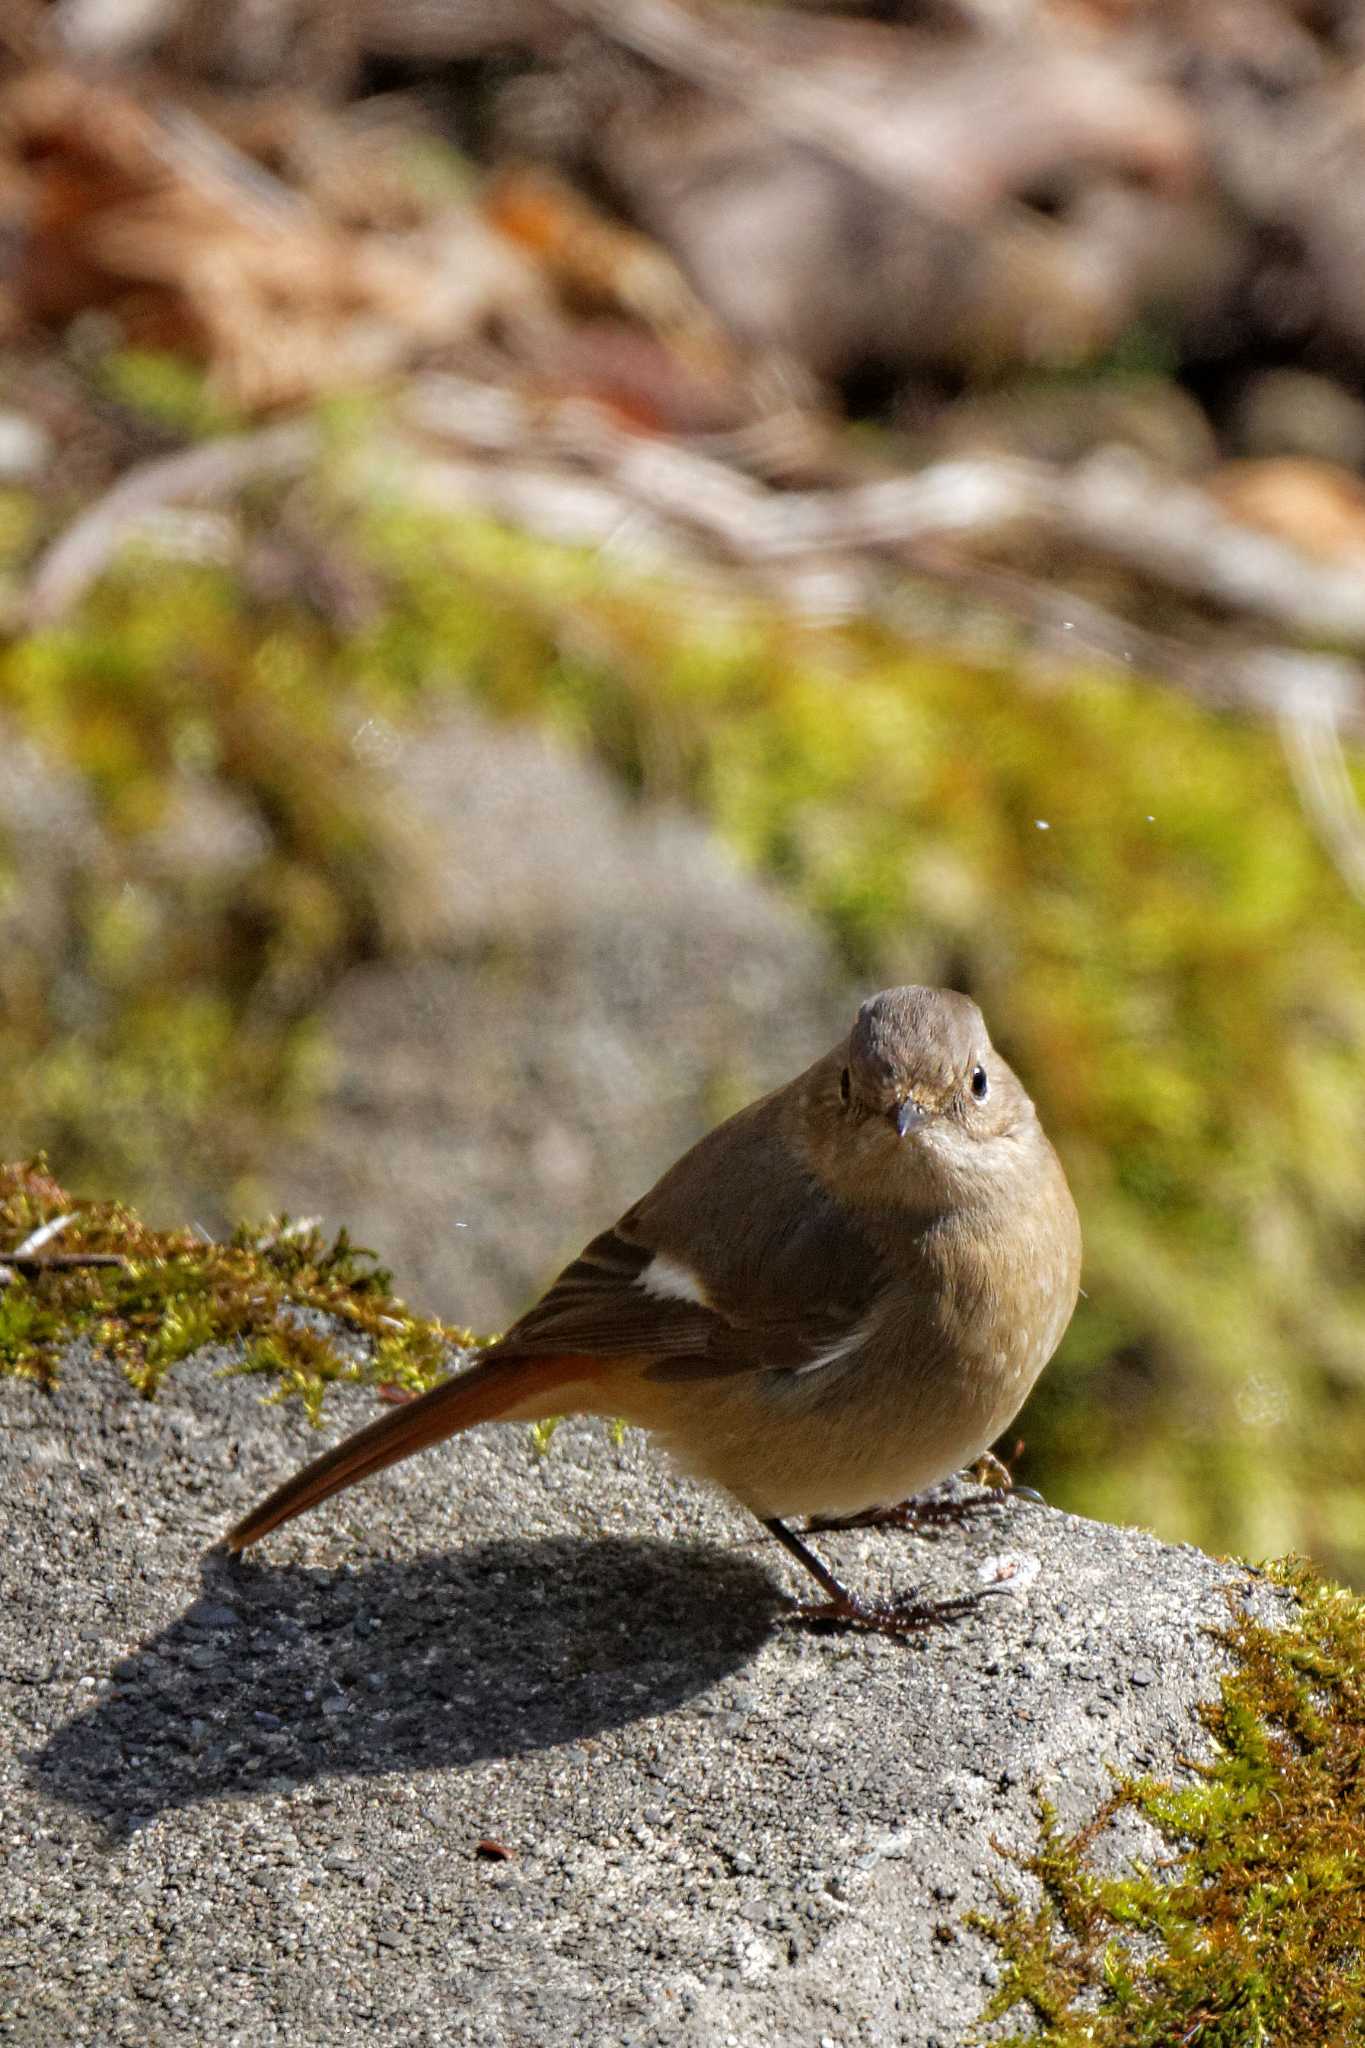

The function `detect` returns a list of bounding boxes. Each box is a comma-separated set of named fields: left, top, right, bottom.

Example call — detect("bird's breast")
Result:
left=624, top=1140, right=1081, bottom=1523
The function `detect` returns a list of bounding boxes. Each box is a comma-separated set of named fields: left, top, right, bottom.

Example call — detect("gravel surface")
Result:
left=3, top=1347, right=1279, bottom=2046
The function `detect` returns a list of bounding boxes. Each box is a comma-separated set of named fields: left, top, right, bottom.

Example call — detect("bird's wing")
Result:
left=497, top=1222, right=716, bottom=1359
left=496, top=1182, right=892, bottom=1385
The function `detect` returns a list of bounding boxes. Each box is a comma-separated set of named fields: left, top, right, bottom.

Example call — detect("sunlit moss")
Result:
left=0, top=1158, right=474, bottom=1413
left=971, top=1559, right=1365, bottom=2045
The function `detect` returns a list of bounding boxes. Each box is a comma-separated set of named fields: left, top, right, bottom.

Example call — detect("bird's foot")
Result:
left=760, top=1514, right=1010, bottom=1642
left=971, top=1448, right=1015, bottom=1491
left=785, top=1583, right=1001, bottom=1640
left=806, top=1455, right=1043, bottom=1537
left=806, top=1494, right=1004, bottom=1536
left=969, top=1445, right=1045, bottom=1505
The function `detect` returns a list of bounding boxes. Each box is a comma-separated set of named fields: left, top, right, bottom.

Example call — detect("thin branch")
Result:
left=25, top=421, right=318, bottom=627
left=359, top=0, right=565, bottom=60
left=550, top=0, right=986, bottom=216
left=3, top=1253, right=129, bottom=1271
left=1278, top=689, right=1365, bottom=906
left=400, top=379, right=1365, bottom=743
left=0, top=1253, right=130, bottom=1288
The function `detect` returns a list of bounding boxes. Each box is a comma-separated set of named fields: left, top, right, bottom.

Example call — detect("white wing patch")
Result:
left=636, top=1253, right=712, bottom=1308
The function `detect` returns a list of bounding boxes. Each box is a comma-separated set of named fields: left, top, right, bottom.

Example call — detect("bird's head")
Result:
left=807, top=985, right=1039, bottom=1209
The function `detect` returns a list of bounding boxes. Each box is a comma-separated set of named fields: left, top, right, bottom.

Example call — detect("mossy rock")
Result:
left=973, top=1559, right=1365, bottom=2046
left=4, top=1157, right=1363, bottom=2038
left=0, top=1160, right=470, bottom=1411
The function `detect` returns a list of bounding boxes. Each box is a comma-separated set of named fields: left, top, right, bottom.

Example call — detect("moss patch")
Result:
left=972, top=1559, right=1365, bottom=2045
left=0, top=1158, right=477, bottom=1414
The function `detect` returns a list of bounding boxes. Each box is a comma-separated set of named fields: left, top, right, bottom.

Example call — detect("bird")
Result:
left=217, top=985, right=1081, bottom=1636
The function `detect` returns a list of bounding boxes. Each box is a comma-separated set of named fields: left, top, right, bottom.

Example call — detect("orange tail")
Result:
left=217, top=1350, right=599, bottom=1554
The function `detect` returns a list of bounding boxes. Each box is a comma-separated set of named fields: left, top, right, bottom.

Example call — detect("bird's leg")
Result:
left=762, top=1516, right=852, bottom=1603
left=761, top=1517, right=997, bottom=1640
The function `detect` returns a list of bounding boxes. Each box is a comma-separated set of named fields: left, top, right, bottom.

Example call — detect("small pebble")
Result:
left=185, top=1602, right=241, bottom=1631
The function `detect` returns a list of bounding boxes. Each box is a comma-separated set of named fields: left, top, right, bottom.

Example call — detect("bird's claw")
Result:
left=806, top=1471, right=1046, bottom=1538
left=807, top=1492, right=1000, bottom=1536
left=783, top=1585, right=988, bottom=1640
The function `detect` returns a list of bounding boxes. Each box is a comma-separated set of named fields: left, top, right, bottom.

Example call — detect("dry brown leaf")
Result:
left=1208, top=458, right=1365, bottom=564
left=0, top=65, right=547, bottom=408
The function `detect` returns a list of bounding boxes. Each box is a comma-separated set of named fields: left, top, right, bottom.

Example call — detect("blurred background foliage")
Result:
left=2, top=0, right=1365, bottom=1581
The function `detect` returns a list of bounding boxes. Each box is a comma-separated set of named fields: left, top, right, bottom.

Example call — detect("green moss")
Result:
left=971, top=1559, right=1365, bottom=2045
left=0, top=1158, right=475, bottom=1412
left=98, top=349, right=246, bottom=441
left=0, top=550, right=419, bottom=1216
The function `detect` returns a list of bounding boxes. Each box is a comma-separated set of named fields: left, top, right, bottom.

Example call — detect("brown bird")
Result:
left=218, top=986, right=1081, bottom=1635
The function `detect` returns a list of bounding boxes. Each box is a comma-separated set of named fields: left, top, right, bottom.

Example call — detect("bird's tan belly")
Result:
left=636, top=1342, right=1036, bottom=1520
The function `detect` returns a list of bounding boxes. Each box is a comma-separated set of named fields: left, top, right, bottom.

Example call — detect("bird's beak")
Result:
left=892, top=1098, right=929, bottom=1137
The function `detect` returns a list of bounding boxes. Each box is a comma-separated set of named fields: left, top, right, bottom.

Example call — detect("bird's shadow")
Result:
left=28, top=1536, right=779, bottom=1839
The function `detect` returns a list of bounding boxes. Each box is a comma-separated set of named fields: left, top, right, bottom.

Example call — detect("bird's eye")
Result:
left=970, top=1064, right=989, bottom=1101
left=839, top=1066, right=851, bottom=1105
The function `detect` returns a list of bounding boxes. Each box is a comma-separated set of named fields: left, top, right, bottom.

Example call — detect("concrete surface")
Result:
left=3, top=1346, right=1275, bottom=2046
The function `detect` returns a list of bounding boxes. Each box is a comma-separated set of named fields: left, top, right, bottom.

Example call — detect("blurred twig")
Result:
left=25, top=421, right=318, bottom=626
left=26, top=373, right=1365, bottom=887
left=359, top=0, right=564, bottom=60
left=1279, top=689, right=1365, bottom=906
left=547, top=0, right=1196, bottom=222
left=0, top=1213, right=129, bottom=1287
left=405, top=376, right=1365, bottom=890
left=403, top=378, right=1365, bottom=718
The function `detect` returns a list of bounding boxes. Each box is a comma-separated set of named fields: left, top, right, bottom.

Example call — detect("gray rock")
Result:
left=269, top=707, right=856, bottom=1330
left=3, top=1344, right=1287, bottom=2045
